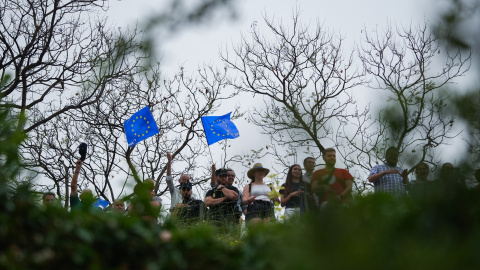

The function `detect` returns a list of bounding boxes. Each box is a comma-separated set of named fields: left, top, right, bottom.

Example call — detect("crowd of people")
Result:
left=41, top=147, right=480, bottom=228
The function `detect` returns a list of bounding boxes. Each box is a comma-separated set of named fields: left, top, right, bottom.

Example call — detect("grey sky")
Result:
left=102, top=0, right=476, bottom=199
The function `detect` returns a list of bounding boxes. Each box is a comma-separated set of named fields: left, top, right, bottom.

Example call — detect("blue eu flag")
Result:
left=93, top=198, right=110, bottom=209
left=123, top=106, right=159, bottom=147
left=201, top=112, right=240, bottom=145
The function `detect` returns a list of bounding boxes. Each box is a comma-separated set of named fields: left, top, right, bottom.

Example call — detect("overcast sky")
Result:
left=101, top=0, right=475, bottom=192
left=107, top=0, right=438, bottom=72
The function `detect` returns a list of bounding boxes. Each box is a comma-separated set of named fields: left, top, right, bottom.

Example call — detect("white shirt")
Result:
left=250, top=184, right=271, bottom=201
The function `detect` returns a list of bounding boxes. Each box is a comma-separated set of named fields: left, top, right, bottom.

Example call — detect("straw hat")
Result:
left=247, top=163, right=270, bottom=180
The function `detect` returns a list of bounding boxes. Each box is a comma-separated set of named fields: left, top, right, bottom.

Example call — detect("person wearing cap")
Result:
left=242, top=163, right=279, bottom=224
left=173, top=182, right=205, bottom=225
left=166, top=152, right=195, bottom=212
left=204, top=168, right=240, bottom=226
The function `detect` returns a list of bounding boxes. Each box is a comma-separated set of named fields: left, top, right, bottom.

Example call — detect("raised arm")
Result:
left=368, top=169, right=400, bottom=183
left=210, top=164, right=216, bottom=187
left=166, top=152, right=175, bottom=194
left=71, top=159, right=82, bottom=196
left=167, top=152, right=172, bottom=176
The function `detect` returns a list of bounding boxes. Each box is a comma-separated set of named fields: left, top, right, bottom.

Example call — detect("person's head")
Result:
left=144, top=178, right=154, bottom=184
left=226, top=169, right=235, bottom=186
left=79, top=189, right=94, bottom=202
left=247, top=163, right=270, bottom=181
left=179, top=182, right=193, bottom=200
left=415, top=162, right=430, bottom=180
left=178, top=174, right=190, bottom=184
left=440, top=163, right=455, bottom=179
left=284, top=164, right=303, bottom=194
left=134, top=181, right=155, bottom=200
left=143, top=179, right=156, bottom=198
left=385, top=147, right=399, bottom=166
left=42, top=192, right=56, bottom=205
left=215, top=168, right=229, bottom=185
left=303, top=157, right=315, bottom=173
left=287, top=164, right=302, bottom=181
left=112, top=199, right=125, bottom=213
left=322, top=148, right=336, bottom=168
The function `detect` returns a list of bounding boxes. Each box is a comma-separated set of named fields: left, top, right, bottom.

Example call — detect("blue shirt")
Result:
left=369, top=163, right=406, bottom=196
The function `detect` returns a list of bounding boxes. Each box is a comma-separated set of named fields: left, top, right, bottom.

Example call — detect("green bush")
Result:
left=2, top=182, right=480, bottom=269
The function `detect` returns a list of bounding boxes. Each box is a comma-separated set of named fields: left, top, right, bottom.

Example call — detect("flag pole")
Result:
left=207, top=144, right=214, bottom=164
left=201, top=116, right=215, bottom=164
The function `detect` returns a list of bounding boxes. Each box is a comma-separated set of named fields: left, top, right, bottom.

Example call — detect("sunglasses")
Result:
left=181, top=187, right=192, bottom=191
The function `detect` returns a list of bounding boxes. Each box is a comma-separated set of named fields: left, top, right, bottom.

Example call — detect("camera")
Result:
left=79, top=143, right=87, bottom=161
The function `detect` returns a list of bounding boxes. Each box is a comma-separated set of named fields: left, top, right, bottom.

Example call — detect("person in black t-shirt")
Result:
left=173, top=182, right=204, bottom=225
left=280, top=164, right=310, bottom=220
left=205, top=168, right=239, bottom=225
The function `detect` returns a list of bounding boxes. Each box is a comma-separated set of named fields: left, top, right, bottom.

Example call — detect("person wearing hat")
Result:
left=173, top=182, right=205, bottom=225
left=242, top=163, right=279, bottom=224
left=204, top=168, right=240, bottom=226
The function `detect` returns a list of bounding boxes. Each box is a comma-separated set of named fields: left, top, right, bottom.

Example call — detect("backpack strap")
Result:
left=321, top=168, right=336, bottom=185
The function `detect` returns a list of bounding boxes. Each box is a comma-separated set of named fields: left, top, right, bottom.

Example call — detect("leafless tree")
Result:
left=23, top=63, right=237, bottom=206
left=222, top=11, right=366, bottom=170
left=2, top=0, right=240, bottom=206
left=337, top=22, right=470, bottom=194
left=0, top=0, right=144, bottom=132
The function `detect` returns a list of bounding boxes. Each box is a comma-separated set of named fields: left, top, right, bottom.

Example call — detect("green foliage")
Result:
left=0, top=99, right=27, bottom=184
left=1, top=109, right=479, bottom=269
left=240, top=190, right=480, bottom=270
left=0, top=184, right=243, bottom=270
left=2, top=180, right=480, bottom=269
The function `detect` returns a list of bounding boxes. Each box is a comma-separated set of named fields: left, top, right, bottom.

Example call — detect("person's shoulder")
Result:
left=205, top=187, right=215, bottom=197
left=311, top=169, right=327, bottom=179
left=370, top=163, right=387, bottom=171
left=336, top=168, right=354, bottom=177
left=370, top=163, right=383, bottom=169
left=312, top=168, right=327, bottom=175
